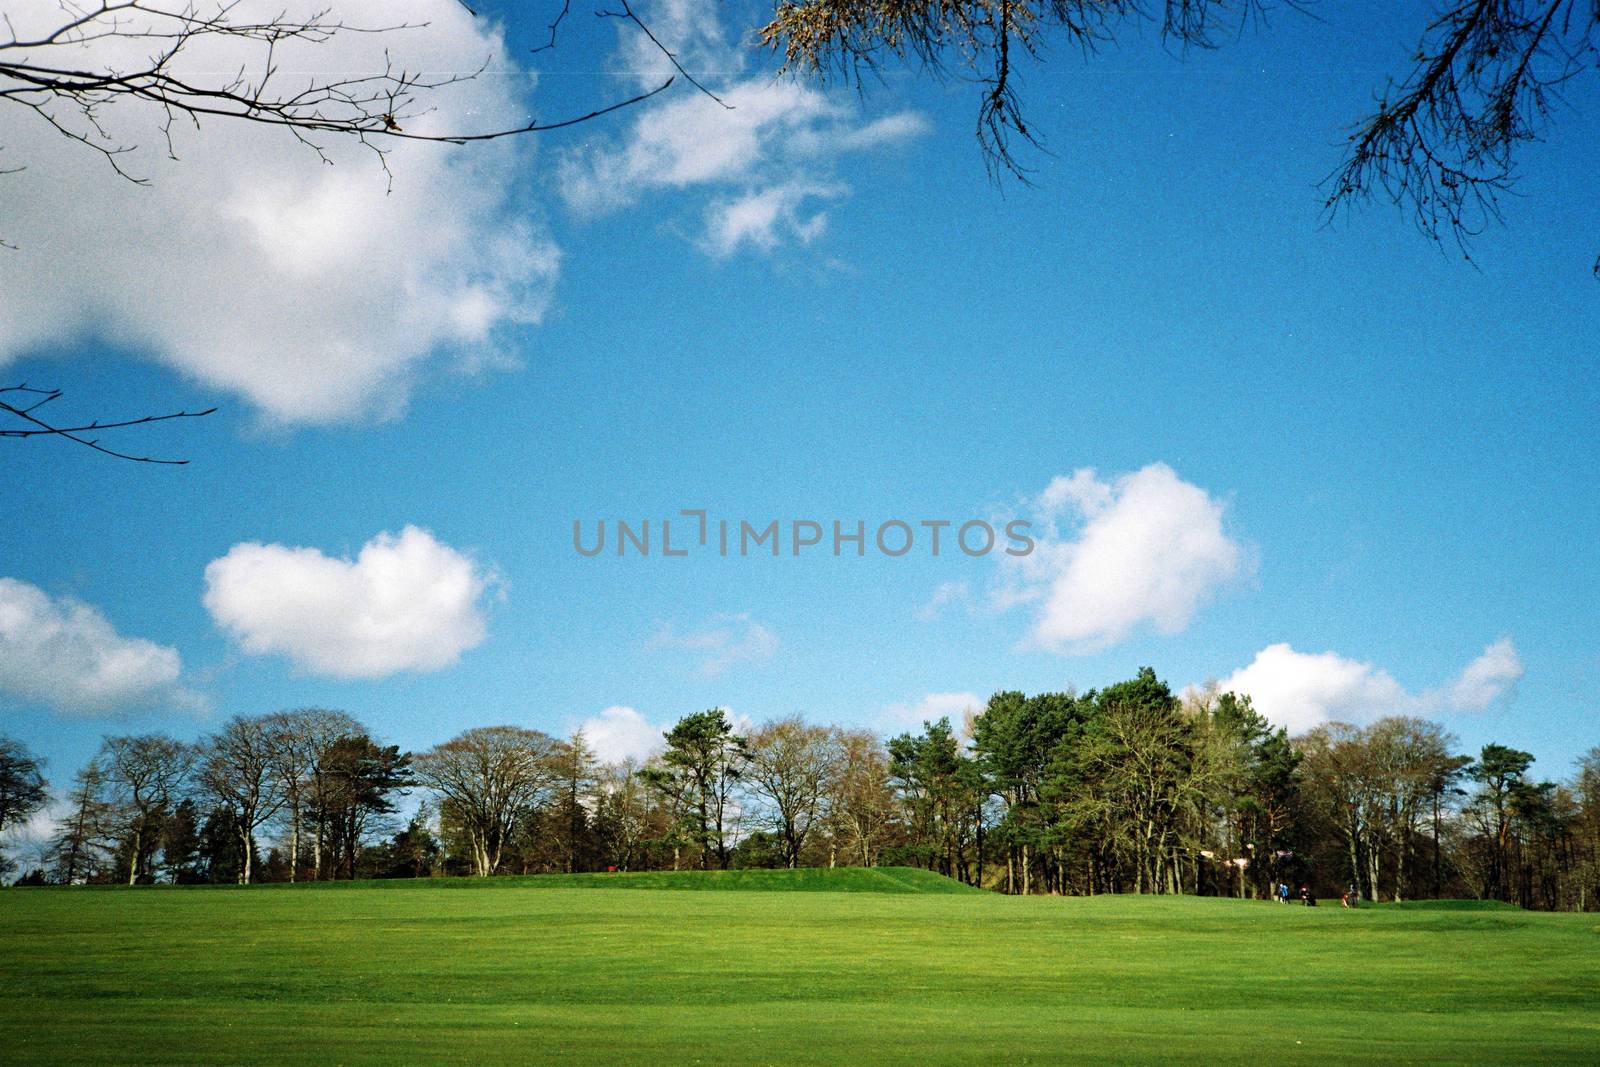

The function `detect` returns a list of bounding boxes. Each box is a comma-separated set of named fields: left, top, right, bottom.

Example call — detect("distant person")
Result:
left=1301, top=885, right=1316, bottom=906
left=1343, top=883, right=1358, bottom=908
left=1278, top=882, right=1290, bottom=904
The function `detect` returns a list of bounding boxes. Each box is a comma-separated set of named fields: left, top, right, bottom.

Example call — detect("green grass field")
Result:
left=3, top=869, right=1597, bottom=1065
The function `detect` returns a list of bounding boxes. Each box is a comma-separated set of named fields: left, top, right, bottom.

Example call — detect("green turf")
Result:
left=129, top=864, right=985, bottom=894
left=3, top=871, right=1597, bottom=1065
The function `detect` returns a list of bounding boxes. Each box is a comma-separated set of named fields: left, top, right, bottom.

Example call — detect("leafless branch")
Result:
left=1323, top=0, right=1590, bottom=265
left=598, top=0, right=733, bottom=109
left=0, top=0, right=675, bottom=187
left=0, top=384, right=216, bottom=465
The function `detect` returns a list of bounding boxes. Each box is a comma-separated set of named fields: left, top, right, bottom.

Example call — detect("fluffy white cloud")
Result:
left=881, top=691, right=985, bottom=730
left=1217, top=638, right=1524, bottom=734
left=558, top=2, right=928, bottom=253
left=0, top=1, right=555, bottom=424
left=203, top=526, right=493, bottom=678
left=577, top=705, right=669, bottom=765
left=0, top=578, right=193, bottom=715
left=1001, top=463, right=1245, bottom=653
left=647, top=612, right=777, bottom=677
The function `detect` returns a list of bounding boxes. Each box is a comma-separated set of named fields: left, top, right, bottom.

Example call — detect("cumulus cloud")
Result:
left=1217, top=638, right=1524, bottom=734
left=0, top=0, right=556, bottom=424
left=647, top=612, right=777, bottom=677
left=577, top=705, right=669, bottom=765
left=0, top=578, right=195, bottom=715
left=558, top=1, right=928, bottom=254
left=998, top=463, right=1245, bottom=653
left=203, top=526, right=493, bottom=678
left=881, top=691, right=985, bottom=731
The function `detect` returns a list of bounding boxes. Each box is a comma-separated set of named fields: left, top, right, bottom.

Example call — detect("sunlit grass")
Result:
left=4, top=871, right=1597, bottom=1065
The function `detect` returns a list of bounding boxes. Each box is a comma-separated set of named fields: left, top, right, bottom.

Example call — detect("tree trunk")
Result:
left=239, top=825, right=254, bottom=885
left=127, top=821, right=142, bottom=885
left=288, top=802, right=300, bottom=884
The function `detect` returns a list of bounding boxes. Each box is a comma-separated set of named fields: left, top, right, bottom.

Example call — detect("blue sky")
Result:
left=1, top=0, right=1596, bottom=796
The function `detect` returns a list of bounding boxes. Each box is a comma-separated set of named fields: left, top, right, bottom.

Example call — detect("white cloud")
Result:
left=647, top=612, right=778, bottom=677
left=699, top=180, right=842, bottom=258
left=0, top=1, right=556, bottom=425
left=577, top=705, right=668, bottom=765
left=203, top=525, right=493, bottom=678
left=0, top=578, right=194, bottom=715
left=558, top=2, right=927, bottom=254
left=1217, top=638, right=1525, bottom=734
left=1000, top=463, right=1245, bottom=653
left=1445, top=637, right=1525, bottom=710
left=881, top=691, right=985, bottom=730
left=574, top=703, right=753, bottom=765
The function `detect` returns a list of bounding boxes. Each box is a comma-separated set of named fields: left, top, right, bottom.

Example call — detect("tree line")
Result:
left=2, top=668, right=1597, bottom=908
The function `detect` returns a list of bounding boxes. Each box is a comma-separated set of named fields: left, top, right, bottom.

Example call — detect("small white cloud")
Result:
left=647, top=612, right=777, bottom=678
left=832, top=112, right=935, bottom=151
left=578, top=705, right=669, bottom=765
left=881, top=691, right=984, bottom=730
left=699, top=181, right=843, bottom=258
left=557, top=3, right=927, bottom=254
left=1000, top=463, right=1245, bottom=653
left=1217, top=638, right=1525, bottom=733
left=0, top=578, right=195, bottom=716
left=1444, top=637, right=1525, bottom=710
left=203, top=526, right=493, bottom=679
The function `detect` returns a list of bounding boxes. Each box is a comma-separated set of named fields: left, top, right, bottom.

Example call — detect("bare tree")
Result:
left=824, top=728, right=897, bottom=867
left=263, top=708, right=357, bottom=882
left=413, top=726, right=558, bottom=877
left=286, top=708, right=364, bottom=880
left=198, top=715, right=285, bottom=884
left=592, top=758, right=656, bottom=871
left=744, top=717, right=840, bottom=869
left=99, top=733, right=194, bottom=884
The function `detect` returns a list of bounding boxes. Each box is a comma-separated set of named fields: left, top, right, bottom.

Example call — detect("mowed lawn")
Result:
left=3, top=870, right=1598, bottom=1065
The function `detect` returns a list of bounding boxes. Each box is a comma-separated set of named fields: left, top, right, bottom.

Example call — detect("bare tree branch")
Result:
left=598, top=0, right=733, bottom=109
left=1323, top=0, right=1590, bottom=265
left=0, top=0, right=677, bottom=189
left=0, top=384, right=215, bottom=465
